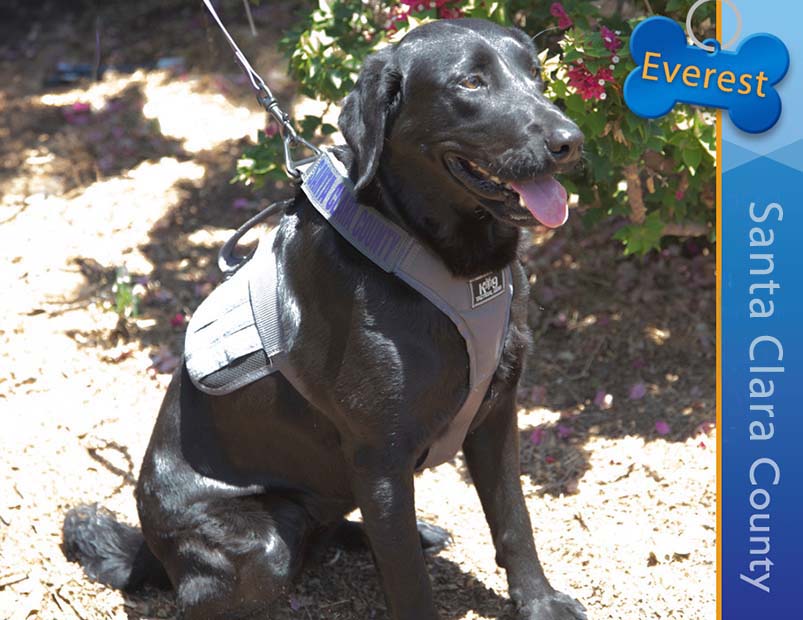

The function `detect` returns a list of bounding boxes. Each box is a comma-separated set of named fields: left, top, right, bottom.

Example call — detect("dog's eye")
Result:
left=530, top=65, right=542, bottom=80
left=459, top=75, right=484, bottom=90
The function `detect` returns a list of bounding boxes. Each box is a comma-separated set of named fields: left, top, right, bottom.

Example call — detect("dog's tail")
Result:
left=62, top=504, right=171, bottom=592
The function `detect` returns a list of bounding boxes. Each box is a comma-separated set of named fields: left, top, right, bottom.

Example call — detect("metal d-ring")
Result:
left=687, top=0, right=742, bottom=52
left=283, top=135, right=321, bottom=179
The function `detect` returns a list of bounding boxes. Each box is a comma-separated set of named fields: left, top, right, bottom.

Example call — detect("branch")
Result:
left=623, top=164, right=646, bottom=224
left=661, top=222, right=710, bottom=237
left=643, top=150, right=674, bottom=174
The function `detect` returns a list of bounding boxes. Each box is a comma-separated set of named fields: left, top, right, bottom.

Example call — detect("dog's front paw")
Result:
left=519, top=591, right=587, bottom=620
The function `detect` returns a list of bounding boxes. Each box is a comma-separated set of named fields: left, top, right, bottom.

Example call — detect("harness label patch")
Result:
left=470, top=271, right=504, bottom=308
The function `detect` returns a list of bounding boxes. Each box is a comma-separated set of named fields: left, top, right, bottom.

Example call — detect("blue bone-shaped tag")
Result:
left=624, top=17, right=789, bottom=134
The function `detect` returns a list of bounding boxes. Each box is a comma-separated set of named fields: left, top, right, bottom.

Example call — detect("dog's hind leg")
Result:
left=328, top=518, right=452, bottom=554
left=145, top=494, right=312, bottom=620
left=63, top=504, right=171, bottom=592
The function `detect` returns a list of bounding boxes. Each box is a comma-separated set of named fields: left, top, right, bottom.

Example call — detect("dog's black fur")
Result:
left=63, top=19, right=586, bottom=620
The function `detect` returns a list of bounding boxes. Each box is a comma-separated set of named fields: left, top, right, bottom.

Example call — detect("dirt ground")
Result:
left=0, top=2, right=716, bottom=619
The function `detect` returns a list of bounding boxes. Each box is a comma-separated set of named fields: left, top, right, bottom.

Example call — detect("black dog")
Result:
left=64, top=18, right=586, bottom=620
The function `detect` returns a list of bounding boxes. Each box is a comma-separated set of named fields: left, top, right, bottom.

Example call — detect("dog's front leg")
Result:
left=349, top=455, right=440, bottom=620
left=463, top=392, right=587, bottom=620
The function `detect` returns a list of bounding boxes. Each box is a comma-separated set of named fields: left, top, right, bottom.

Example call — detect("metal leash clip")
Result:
left=202, top=0, right=320, bottom=179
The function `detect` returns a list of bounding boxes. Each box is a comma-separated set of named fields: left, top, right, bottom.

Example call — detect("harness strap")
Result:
left=218, top=198, right=292, bottom=274
left=248, top=229, right=284, bottom=363
left=300, top=152, right=512, bottom=469
left=301, top=153, right=416, bottom=273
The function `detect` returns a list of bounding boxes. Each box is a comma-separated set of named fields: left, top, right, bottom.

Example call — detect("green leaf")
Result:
left=682, top=145, right=702, bottom=170
left=300, top=115, right=323, bottom=135
left=666, top=0, right=685, bottom=13
left=565, top=94, right=585, bottom=115
left=550, top=79, right=567, bottom=98
left=586, top=110, right=607, bottom=136
left=582, top=205, right=608, bottom=229
left=614, top=212, right=665, bottom=255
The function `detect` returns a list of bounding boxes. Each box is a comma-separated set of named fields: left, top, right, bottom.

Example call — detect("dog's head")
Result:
left=338, top=18, right=583, bottom=229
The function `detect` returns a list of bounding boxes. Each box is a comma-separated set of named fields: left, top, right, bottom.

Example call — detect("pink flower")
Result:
left=567, top=63, right=609, bottom=100
left=170, top=312, right=186, bottom=328
left=600, top=26, right=622, bottom=53
left=655, top=420, right=671, bottom=436
left=401, top=0, right=448, bottom=11
left=149, top=347, right=180, bottom=374
left=264, top=121, right=279, bottom=138
left=628, top=382, right=647, bottom=400
left=557, top=424, right=573, bottom=439
left=696, top=421, right=716, bottom=435
left=397, top=0, right=460, bottom=19
left=675, top=189, right=686, bottom=201
left=63, top=102, right=93, bottom=125
left=593, top=388, right=613, bottom=410
left=386, top=4, right=411, bottom=32
left=439, top=6, right=463, bottom=19
left=530, top=427, right=545, bottom=446
left=545, top=455, right=556, bottom=464
left=550, top=3, right=573, bottom=30
left=596, top=67, right=614, bottom=83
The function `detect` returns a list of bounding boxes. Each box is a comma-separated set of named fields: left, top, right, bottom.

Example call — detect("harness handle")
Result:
left=218, top=198, right=292, bottom=274
left=201, top=0, right=320, bottom=178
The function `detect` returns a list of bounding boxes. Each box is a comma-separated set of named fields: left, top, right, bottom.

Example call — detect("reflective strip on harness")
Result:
left=301, top=153, right=415, bottom=273
left=185, top=150, right=513, bottom=469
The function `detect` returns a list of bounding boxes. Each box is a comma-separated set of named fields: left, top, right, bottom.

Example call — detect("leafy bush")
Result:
left=236, top=0, right=716, bottom=254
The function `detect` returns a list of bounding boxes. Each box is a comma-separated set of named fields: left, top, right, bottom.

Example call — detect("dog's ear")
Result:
left=338, top=45, right=402, bottom=191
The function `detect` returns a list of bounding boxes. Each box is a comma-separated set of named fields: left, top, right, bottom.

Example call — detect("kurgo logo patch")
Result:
left=470, top=271, right=504, bottom=308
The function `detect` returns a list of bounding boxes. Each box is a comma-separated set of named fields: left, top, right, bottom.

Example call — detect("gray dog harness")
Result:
left=185, top=151, right=513, bottom=469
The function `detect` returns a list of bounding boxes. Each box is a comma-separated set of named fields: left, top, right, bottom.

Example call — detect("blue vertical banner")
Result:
left=720, top=0, right=803, bottom=617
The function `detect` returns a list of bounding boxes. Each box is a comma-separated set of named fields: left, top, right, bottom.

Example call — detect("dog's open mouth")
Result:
left=444, top=154, right=568, bottom=228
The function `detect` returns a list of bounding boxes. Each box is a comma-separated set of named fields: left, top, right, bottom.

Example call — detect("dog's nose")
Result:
left=546, top=126, right=584, bottom=164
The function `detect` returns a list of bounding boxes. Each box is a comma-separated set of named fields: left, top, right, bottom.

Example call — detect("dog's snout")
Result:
left=546, top=125, right=584, bottom=164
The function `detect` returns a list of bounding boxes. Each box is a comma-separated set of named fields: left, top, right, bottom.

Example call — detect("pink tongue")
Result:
left=510, top=176, right=569, bottom=228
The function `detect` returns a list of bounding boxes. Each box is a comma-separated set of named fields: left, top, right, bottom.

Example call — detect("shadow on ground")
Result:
left=119, top=548, right=516, bottom=620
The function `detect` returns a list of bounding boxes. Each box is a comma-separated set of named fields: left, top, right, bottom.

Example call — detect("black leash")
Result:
left=201, top=0, right=319, bottom=178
